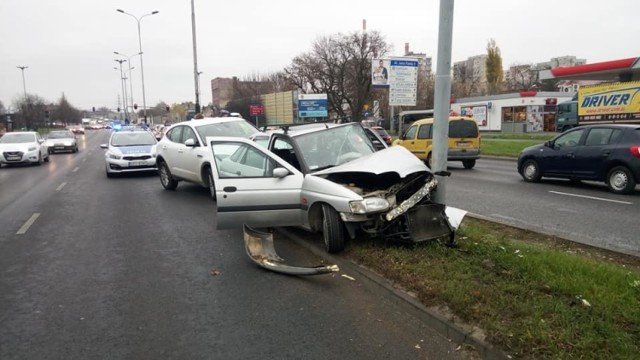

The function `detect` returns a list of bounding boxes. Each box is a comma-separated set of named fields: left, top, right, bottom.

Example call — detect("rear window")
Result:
left=449, top=120, right=478, bottom=138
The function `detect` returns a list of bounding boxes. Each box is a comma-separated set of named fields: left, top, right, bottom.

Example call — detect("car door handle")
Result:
left=223, top=186, right=237, bottom=192
left=566, top=152, right=575, bottom=158
left=197, top=154, right=203, bottom=158
left=601, top=151, right=610, bottom=157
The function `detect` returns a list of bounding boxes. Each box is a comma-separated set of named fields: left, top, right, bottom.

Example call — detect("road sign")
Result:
left=249, top=104, right=264, bottom=116
left=298, top=93, right=328, bottom=118
left=389, top=58, right=419, bottom=106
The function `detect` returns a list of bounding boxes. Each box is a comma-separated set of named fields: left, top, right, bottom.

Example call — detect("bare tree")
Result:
left=285, top=30, right=390, bottom=122
left=505, top=64, right=538, bottom=91
left=12, top=94, right=48, bottom=130
left=485, top=39, right=504, bottom=95
left=52, top=93, right=81, bottom=126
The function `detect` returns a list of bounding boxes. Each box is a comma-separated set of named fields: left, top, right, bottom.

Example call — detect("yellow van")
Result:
left=393, top=116, right=481, bottom=169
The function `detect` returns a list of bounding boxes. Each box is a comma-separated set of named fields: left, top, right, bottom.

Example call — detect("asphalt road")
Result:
left=0, top=130, right=472, bottom=360
left=443, top=158, right=640, bottom=257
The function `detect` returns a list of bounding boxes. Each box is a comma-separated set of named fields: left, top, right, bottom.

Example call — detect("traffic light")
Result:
left=117, top=107, right=120, bottom=112
left=92, top=106, right=95, bottom=112
left=133, top=103, right=138, bottom=110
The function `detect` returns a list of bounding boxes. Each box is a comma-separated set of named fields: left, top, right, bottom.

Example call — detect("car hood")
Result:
left=45, top=138, right=74, bottom=144
left=313, top=145, right=428, bottom=177
left=111, top=145, right=155, bottom=155
left=0, top=143, right=37, bottom=152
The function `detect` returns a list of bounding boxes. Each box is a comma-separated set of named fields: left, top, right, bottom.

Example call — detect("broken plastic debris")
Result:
left=243, top=224, right=339, bottom=276
left=341, top=274, right=355, bottom=281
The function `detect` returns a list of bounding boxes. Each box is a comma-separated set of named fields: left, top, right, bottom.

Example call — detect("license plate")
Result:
left=457, top=142, right=470, bottom=147
left=7, top=156, right=20, bottom=160
left=129, top=161, right=146, bottom=167
left=55, top=146, right=65, bottom=149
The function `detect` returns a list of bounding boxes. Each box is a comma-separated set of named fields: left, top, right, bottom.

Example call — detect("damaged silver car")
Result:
left=207, top=122, right=466, bottom=254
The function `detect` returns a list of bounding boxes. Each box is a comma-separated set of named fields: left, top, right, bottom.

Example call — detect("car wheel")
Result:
left=321, top=204, right=346, bottom=253
left=607, top=166, right=636, bottom=194
left=204, top=167, right=216, bottom=201
left=159, top=161, right=178, bottom=190
left=106, top=167, right=114, bottom=178
left=36, top=153, right=43, bottom=166
left=521, top=159, right=541, bottom=182
left=44, top=152, right=49, bottom=162
left=462, top=159, right=476, bottom=169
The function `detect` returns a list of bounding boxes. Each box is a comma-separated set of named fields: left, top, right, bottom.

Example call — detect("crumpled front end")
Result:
left=325, top=170, right=466, bottom=245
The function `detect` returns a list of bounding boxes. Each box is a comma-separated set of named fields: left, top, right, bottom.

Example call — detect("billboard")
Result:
left=578, top=81, right=640, bottom=122
left=298, top=93, right=328, bottom=118
left=372, top=59, right=390, bottom=87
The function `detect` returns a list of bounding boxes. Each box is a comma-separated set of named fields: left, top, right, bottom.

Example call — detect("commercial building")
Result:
left=450, top=91, right=575, bottom=133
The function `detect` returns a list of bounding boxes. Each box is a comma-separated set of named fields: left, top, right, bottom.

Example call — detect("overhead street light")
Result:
left=16, top=65, right=28, bottom=98
left=115, top=51, right=142, bottom=120
left=114, top=59, right=129, bottom=121
left=116, top=8, right=159, bottom=124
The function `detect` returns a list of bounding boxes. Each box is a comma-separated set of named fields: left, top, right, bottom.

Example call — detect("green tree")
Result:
left=485, top=39, right=504, bottom=95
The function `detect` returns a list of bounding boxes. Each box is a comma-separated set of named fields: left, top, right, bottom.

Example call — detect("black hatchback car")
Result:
left=517, top=124, right=640, bottom=194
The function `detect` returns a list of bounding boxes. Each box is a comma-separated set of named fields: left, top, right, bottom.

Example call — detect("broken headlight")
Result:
left=349, top=197, right=390, bottom=214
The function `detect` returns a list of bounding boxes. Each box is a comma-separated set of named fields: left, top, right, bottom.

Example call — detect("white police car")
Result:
left=100, top=128, right=158, bottom=177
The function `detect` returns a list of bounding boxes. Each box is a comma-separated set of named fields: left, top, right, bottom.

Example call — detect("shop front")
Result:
left=451, top=91, right=574, bottom=133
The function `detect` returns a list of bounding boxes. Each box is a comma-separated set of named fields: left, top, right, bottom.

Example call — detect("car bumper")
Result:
left=0, top=150, right=41, bottom=164
left=105, top=158, right=157, bottom=173
left=48, top=144, right=75, bottom=152
left=448, top=148, right=481, bottom=160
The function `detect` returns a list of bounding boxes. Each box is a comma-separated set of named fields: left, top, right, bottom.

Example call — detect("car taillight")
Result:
left=630, top=146, right=640, bottom=158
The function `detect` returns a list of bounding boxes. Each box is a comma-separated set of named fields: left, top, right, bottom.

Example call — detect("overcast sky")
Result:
left=1, top=0, right=637, bottom=111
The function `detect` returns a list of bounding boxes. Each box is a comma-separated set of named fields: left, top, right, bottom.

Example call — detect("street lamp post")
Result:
left=190, top=0, right=201, bottom=114
left=16, top=66, right=28, bottom=98
left=117, top=9, right=159, bottom=124
left=114, top=59, right=129, bottom=121
left=115, top=51, right=141, bottom=121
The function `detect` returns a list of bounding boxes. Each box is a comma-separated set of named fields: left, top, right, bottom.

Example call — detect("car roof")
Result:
left=172, top=116, right=252, bottom=126
left=3, top=131, right=37, bottom=135
left=412, top=116, right=475, bottom=125
left=574, top=124, right=640, bottom=129
left=262, top=122, right=353, bottom=137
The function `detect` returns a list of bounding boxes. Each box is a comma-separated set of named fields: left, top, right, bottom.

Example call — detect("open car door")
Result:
left=207, top=137, right=305, bottom=230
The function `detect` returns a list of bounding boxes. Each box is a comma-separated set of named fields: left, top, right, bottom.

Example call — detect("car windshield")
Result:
left=110, top=132, right=157, bottom=146
left=0, top=133, right=36, bottom=144
left=294, top=123, right=376, bottom=171
left=48, top=131, right=73, bottom=139
left=195, top=120, right=258, bottom=140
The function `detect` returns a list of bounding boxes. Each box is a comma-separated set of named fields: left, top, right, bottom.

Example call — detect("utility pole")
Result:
left=17, top=66, right=28, bottom=98
left=432, top=0, right=455, bottom=204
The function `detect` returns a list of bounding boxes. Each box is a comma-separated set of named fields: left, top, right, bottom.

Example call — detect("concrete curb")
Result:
left=276, top=227, right=511, bottom=360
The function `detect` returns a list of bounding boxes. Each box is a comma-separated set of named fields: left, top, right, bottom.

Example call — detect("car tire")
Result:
left=44, top=152, right=49, bottom=162
left=159, top=161, right=178, bottom=190
left=607, top=166, right=636, bottom=194
left=204, top=167, right=216, bottom=201
left=36, top=153, right=43, bottom=166
left=521, top=159, right=541, bottom=182
left=106, top=168, right=114, bottom=178
left=321, top=204, right=346, bottom=253
left=462, top=159, right=476, bottom=169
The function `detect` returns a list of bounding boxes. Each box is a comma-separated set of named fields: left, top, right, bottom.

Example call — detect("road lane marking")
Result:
left=56, top=182, right=67, bottom=191
left=72, top=166, right=79, bottom=172
left=17, top=213, right=40, bottom=235
left=549, top=191, right=632, bottom=205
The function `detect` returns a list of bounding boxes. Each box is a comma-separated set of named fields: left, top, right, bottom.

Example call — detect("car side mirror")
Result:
left=273, top=167, right=289, bottom=178
left=544, top=140, right=550, bottom=147
left=100, top=144, right=108, bottom=149
left=184, top=138, right=197, bottom=147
